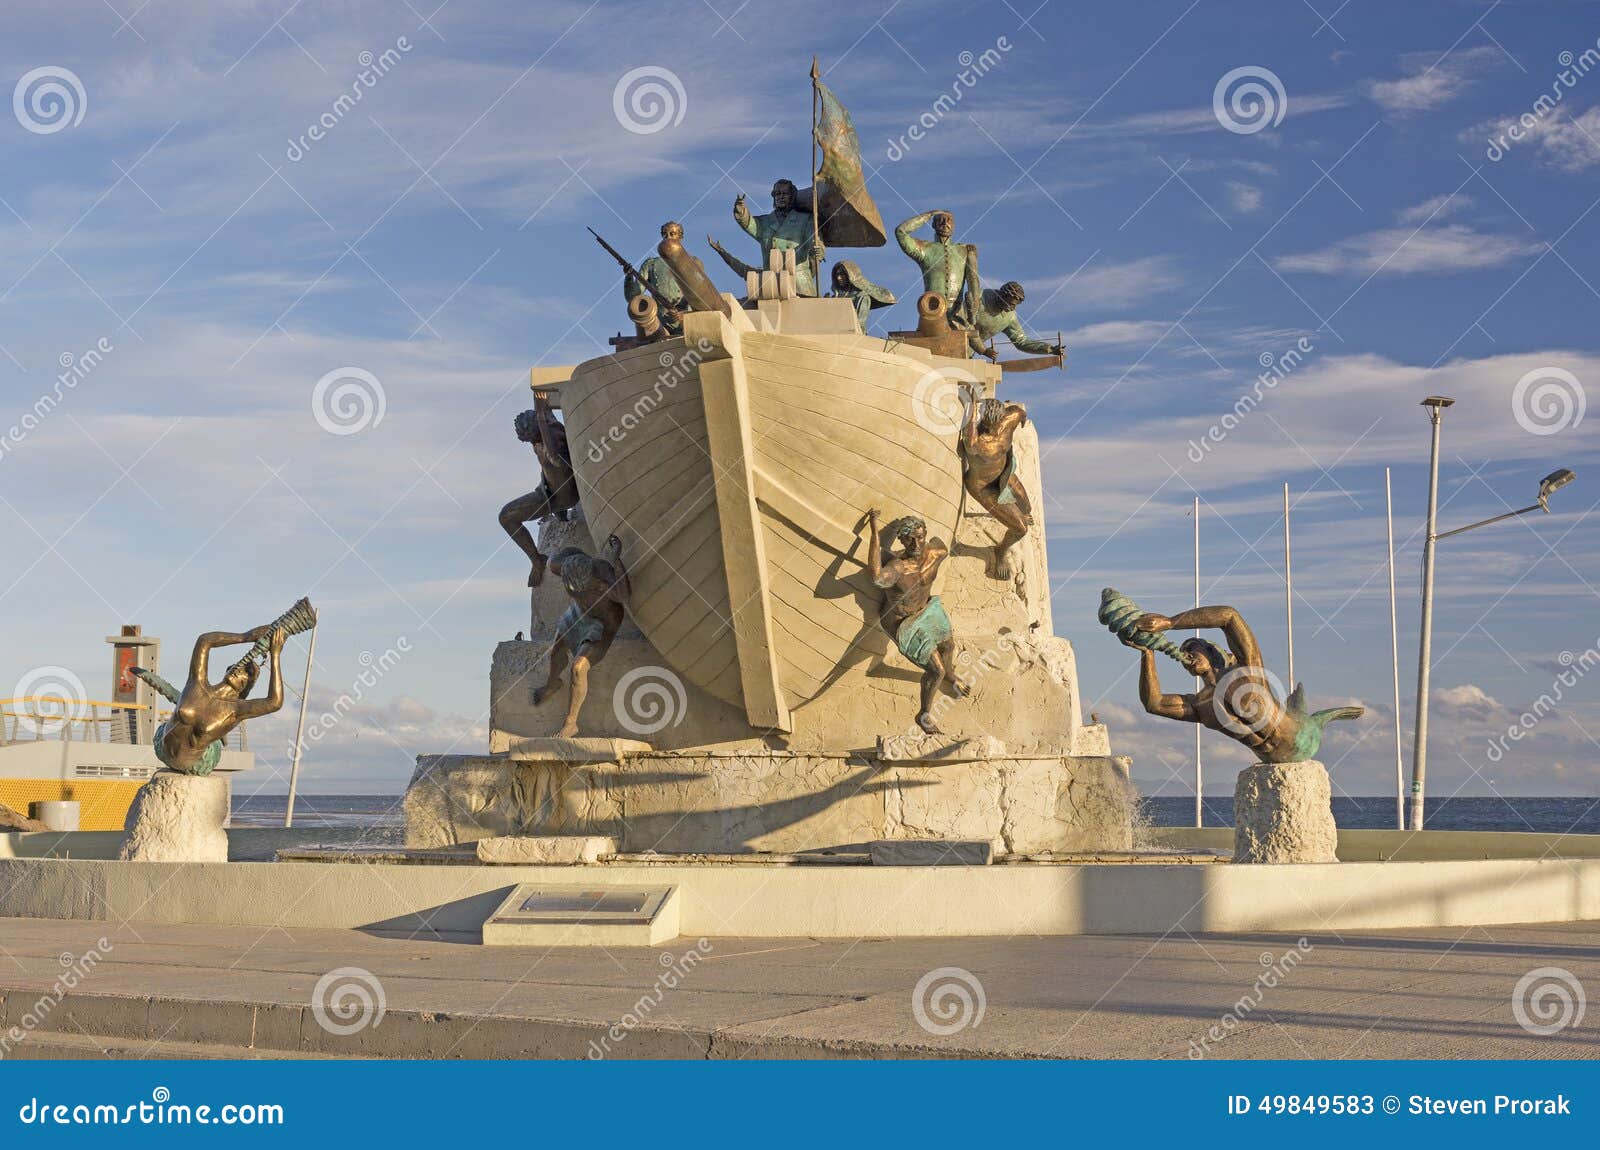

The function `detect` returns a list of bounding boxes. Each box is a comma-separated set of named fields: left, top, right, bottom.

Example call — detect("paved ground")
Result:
left=0, top=917, right=1597, bottom=1059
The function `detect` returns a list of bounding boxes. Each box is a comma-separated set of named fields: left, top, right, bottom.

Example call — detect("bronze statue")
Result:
left=1107, top=597, right=1362, bottom=763
left=730, top=180, right=825, bottom=296
left=531, top=536, right=630, bottom=738
left=895, top=209, right=977, bottom=325
left=132, top=598, right=316, bottom=775
left=591, top=226, right=685, bottom=336
left=622, top=221, right=689, bottom=335
left=867, top=510, right=967, bottom=734
left=828, top=260, right=896, bottom=328
left=965, top=281, right=1063, bottom=361
left=960, top=396, right=1032, bottom=579
left=499, top=390, right=578, bottom=587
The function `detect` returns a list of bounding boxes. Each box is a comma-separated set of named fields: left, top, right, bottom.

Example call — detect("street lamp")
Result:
left=1408, top=396, right=1576, bottom=829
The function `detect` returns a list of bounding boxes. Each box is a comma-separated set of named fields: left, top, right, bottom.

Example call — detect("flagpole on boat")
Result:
left=810, top=56, right=822, bottom=291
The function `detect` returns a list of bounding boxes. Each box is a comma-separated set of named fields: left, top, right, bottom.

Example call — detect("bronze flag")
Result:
left=796, top=74, right=887, bottom=248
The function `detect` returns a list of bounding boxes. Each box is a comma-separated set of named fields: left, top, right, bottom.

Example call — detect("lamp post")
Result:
left=1408, top=393, right=1576, bottom=828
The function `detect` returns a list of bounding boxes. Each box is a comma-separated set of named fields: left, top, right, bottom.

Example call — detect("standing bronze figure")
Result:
left=867, top=510, right=967, bottom=734
left=895, top=209, right=977, bottom=325
left=731, top=180, right=826, bottom=296
left=132, top=598, right=316, bottom=775
left=960, top=396, right=1033, bottom=580
left=531, top=536, right=631, bottom=738
left=499, top=390, right=579, bottom=587
left=1110, top=599, right=1362, bottom=762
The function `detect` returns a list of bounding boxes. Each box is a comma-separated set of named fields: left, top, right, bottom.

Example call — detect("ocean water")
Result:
left=231, top=793, right=1600, bottom=836
left=1142, top=794, right=1600, bottom=835
left=230, top=793, right=405, bottom=830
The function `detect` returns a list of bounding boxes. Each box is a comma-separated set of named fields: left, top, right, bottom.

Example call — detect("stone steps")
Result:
left=0, top=985, right=917, bottom=1060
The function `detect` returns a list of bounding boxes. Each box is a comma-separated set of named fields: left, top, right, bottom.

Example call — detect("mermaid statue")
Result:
left=1099, top=588, right=1361, bottom=763
left=132, top=598, right=316, bottom=775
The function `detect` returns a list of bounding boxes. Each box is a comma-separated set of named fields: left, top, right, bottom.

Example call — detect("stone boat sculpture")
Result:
left=406, top=63, right=1134, bottom=858
left=560, top=303, right=963, bottom=731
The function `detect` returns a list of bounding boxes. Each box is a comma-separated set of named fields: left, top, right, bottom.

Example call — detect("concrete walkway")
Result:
left=1, top=917, right=1597, bottom=1059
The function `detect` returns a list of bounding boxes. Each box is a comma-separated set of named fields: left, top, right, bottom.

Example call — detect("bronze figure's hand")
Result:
left=269, top=627, right=287, bottom=654
left=1134, top=613, right=1173, bottom=634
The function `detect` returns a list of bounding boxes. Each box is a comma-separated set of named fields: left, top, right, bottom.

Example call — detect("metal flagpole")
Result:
left=809, top=57, right=822, bottom=291
left=1385, top=468, right=1404, bottom=830
left=1284, top=482, right=1295, bottom=687
left=1193, top=495, right=1202, bottom=828
left=284, top=622, right=317, bottom=828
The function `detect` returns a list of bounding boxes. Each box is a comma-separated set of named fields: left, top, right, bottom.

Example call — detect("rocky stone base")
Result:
left=404, top=750, right=1135, bottom=857
left=1233, top=760, right=1338, bottom=864
left=119, top=771, right=229, bottom=863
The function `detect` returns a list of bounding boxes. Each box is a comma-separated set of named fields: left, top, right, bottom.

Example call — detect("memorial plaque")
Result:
left=482, top=884, right=679, bottom=946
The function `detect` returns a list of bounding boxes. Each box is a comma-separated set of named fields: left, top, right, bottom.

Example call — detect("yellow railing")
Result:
left=0, top=697, right=248, bottom=752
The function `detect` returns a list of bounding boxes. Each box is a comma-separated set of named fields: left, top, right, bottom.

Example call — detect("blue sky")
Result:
left=1, top=0, right=1597, bottom=804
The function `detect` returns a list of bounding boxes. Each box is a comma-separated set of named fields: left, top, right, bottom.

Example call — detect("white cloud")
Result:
left=1396, top=193, right=1472, bottom=225
left=1226, top=181, right=1263, bottom=214
left=1064, top=319, right=1174, bottom=347
left=1274, top=225, right=1541, bottom=276
left=1495, top=105, right=1600, bottom=171
left=1081, top=92, right=1349, bottom=136
left=1368, top=46, right=1501, bottom=114
left=1034, top=256, right=1184, bottom=311
left=1435, top=683, right=1504, bottom=711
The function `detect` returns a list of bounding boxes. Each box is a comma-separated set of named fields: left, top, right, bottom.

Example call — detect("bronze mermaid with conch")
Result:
left=133, top=598, right=316, bottom=775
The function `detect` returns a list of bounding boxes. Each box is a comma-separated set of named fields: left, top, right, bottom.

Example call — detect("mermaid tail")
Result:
left=130, top=666, right=182, bottom=705
left=1286, top=683, right=1364, bottom=759
left=1098, top=588, right=1185, bottom=662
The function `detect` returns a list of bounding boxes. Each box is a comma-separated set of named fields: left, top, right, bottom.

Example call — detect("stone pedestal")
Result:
left=119, top=771, right=229, bottom=863
left=403, top=750, right=1135, bottom=856
left=1233, top=760, right=1338, bottom=864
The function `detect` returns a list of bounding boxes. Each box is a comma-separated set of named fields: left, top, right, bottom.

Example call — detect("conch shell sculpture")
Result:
left=1098, top=588, right=1185, bottom=662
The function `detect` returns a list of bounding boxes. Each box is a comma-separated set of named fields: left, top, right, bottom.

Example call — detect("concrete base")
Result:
left=9, top=850, right=1600, bottom=937
left=869, top=839, right=992, bottom=866
left=1233, top=760, right=1338, bottom=864
left=4, top=916, right=1596, bottom=1060
left=475, top=835, right=616, bottom=865
left=118, top=772, right=229, bottom=863
left=403, top=750, right=1136, bottom=856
